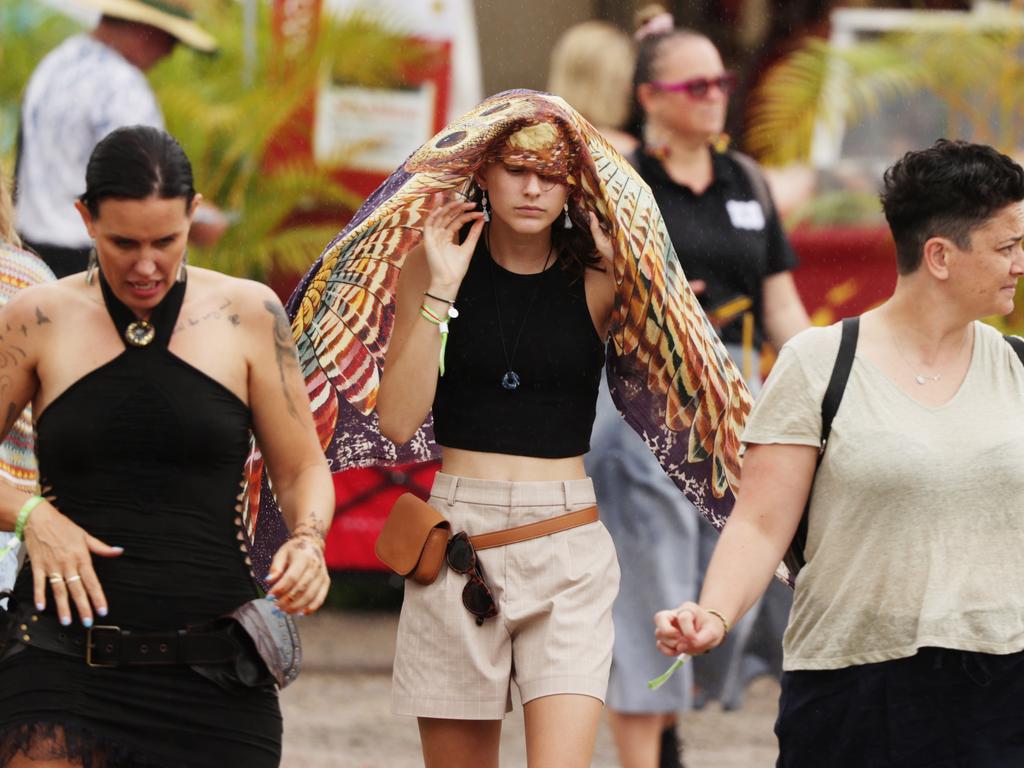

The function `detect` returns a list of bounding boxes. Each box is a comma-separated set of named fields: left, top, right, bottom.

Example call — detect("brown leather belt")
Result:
left=469, top=505, right=598, bottom=551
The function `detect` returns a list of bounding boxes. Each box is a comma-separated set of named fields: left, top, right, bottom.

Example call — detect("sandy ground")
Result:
left=280, top=611, right=780, bottom=768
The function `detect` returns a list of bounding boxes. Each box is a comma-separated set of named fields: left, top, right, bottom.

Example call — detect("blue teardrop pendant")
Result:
left=501, top=371, right=521, bottom=390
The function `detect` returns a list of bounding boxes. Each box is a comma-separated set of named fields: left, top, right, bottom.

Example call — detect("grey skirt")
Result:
left=586, top=346, right=790, bottom=713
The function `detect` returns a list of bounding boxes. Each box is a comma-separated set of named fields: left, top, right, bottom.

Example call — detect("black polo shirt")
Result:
left=635, top=148, right=798, bottom=347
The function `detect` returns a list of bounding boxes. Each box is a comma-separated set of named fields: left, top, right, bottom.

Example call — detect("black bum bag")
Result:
left=0, top=594, right=301, bottom=691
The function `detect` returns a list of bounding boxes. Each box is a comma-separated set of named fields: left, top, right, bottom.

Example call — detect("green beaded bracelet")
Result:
left=14, top=495, right=44, bottom=540
left=0, top=495, right=44, bottom=559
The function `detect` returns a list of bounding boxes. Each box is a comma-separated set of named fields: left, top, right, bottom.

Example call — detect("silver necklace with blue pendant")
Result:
left=490, top=238, right=553, bottom=391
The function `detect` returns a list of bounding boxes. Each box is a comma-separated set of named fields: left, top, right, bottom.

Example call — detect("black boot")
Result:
left=659, top=724, right=685, bottom=768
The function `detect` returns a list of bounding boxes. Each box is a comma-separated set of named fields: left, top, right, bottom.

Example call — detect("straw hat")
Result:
left=77, top=0, right=217, bottom=52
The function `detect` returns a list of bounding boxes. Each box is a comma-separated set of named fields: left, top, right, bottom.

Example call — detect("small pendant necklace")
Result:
left=891, top=326, right=970, bottom=386
left=489, top=236, right=554, bottom=391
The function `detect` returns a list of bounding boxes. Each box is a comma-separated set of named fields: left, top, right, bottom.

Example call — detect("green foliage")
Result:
left=150, top=2, right=428, bottom=278
left=785, top=189, right=883, bottom=230
left=746, top=10, right=1024, bottom=165
left=0, top=6, right=80, bottom=157
left=1, top=1, right=426, bottom=279
left=748, top=6, right=1024, bottom=333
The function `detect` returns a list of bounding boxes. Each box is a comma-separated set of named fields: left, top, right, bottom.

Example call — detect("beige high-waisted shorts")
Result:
left=392, top=473, right=620, bottom=720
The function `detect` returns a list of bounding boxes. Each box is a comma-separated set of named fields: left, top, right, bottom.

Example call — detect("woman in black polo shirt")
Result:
left=588, top=9, right=810, bottom=767
left=631, top=26, right=808, bottom=363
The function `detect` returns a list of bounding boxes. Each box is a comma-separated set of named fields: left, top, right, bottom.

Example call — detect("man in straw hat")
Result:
left=15, top=0, right=225, bottom=278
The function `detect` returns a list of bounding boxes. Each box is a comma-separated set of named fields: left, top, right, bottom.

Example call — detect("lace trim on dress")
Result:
left=0, top=721, right=174, bottom=768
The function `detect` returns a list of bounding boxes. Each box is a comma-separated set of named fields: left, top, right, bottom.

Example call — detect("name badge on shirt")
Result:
left=725, top=200, right=766, bottom=231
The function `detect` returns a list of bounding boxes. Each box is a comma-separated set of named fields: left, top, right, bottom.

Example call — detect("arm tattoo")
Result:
left=292, top=513, right=328, bottom=558
left=35, top=307, right=51, bottom=326
left=292, top=512, right=328, bottom=544
left=0, top=344, right=26, bottom=369
left=264, top=301, right=300, bottom=419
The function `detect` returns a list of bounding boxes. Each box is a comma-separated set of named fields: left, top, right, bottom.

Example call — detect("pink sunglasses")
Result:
left=649, top=73, right=738, bottom=99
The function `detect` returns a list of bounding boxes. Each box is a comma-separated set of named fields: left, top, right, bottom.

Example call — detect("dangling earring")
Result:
left=177, top=249, right=188, bottom=283
left=643, top=122, right=670, bottom=160
left=481, top=191, right=491, bottom=223
left=85, top=246, right=98, bottom=285
left=563, top=202, right=572, bottom=230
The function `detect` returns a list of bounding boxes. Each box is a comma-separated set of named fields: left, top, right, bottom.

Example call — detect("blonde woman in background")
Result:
left=548, top=21, right=639, bottom=157
left=0, top=168, right=55, bottom=596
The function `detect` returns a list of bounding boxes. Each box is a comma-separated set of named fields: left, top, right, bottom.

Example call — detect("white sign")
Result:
left=314, top=83, right=437, bottom=172
left=323, top=0, right=482, bottom=117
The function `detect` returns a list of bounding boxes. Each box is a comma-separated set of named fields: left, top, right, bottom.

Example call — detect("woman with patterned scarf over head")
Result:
left=245, top=90, right=755, bottom=767
left=0, top=167, right=54, bottom=598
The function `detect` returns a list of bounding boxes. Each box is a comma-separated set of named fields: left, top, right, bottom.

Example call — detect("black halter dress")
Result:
left=0, top=275, right=281, bottom=767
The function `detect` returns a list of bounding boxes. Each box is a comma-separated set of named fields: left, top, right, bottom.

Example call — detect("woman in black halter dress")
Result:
left=0, top=127, right=333, bottom=767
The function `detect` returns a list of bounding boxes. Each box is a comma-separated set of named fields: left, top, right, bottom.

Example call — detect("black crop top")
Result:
left=431, top=241, right=605, bottom=458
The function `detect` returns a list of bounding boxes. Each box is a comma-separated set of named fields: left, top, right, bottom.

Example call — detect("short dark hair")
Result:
left=881, top=139, right=1024, bottom=275
left=81, top=125, right=196, bottom=216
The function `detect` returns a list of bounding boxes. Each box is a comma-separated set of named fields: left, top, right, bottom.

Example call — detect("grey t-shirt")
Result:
left=744, top=321, right=1024, bottom=671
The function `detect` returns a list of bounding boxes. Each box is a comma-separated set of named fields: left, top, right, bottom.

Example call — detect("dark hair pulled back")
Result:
left=626, top=6, right=706, bottom=139
left=81, top=125, right=196, bottom=216
left=881, top=139, right=1024, bottom=275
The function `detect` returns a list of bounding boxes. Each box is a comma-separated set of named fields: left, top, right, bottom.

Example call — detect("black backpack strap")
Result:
left=820, top=317, right=859, bottom=449
left=1005, top=334, right=1024, bottom=367
left=783, top=317, right=859, bottom=577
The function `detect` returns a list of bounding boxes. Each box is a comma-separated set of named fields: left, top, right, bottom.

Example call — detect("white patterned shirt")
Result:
left=0, top=242, right=54, bottom=593
left=15, top=34, right=164, bottom=248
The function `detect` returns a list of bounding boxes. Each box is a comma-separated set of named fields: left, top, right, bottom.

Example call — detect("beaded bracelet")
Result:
left=419, top=302, right=459, bottom=376
left=0, top=495, right=45, bottom=560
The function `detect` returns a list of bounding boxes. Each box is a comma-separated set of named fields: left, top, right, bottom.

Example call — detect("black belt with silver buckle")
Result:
left=9, top=611, right=241, bottom=668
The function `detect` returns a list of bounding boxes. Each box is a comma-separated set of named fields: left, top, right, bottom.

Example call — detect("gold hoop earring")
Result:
left=85, top=247, right=98, bottom=286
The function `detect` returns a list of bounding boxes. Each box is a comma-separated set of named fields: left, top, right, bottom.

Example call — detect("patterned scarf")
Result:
left=244, top=90, right=760, bottom=582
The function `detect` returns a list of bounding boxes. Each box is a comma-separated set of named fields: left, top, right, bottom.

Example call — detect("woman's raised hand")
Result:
left=654, top=601, right=727, bottom=657
left=421, top=192, right=485, bottom=296
left=24, top=501, right=123, bottom=627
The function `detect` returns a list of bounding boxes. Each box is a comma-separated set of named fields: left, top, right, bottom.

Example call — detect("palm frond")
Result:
left=746, top=21, right=1024, bottom=165
left=145, top=2, right=427, bottom=279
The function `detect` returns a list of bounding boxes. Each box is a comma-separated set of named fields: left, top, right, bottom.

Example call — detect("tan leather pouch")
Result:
left=375, top=492, right=450, bottom=585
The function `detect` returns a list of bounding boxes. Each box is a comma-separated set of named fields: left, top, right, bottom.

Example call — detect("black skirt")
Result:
left=0, top=647, right=281, bottom=767
left=775, top=646, right=1024, bottom=768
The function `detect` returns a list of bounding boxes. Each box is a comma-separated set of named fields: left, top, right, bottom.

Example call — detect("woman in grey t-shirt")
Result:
left=656, top=139, right=1024, bottom=767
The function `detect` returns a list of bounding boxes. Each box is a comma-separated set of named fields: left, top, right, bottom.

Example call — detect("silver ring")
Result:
left=65, top=574, right=82, bottom=584
left=48, top=574, right=64, bottom=585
